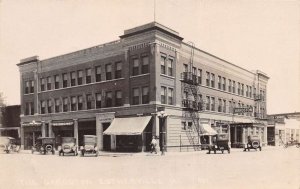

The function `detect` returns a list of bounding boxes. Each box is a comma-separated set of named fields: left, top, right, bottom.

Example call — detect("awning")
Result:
left=103, top=116, right=151, bottom=135
left=201, top=123, right=217, bottom=135
left=22, top=122, right=42, bottom=126
left=52, top=121, right=74, bottom=126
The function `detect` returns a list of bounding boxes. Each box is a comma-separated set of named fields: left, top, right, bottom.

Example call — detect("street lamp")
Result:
left=158, top=111, right=168, bottom=155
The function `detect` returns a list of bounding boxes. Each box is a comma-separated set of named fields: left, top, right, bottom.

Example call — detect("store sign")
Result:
left=234, top=107, right=253, bottom=114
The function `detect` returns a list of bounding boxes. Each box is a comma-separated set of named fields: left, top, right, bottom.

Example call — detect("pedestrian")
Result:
left=150, top=136, right=157, bottom=154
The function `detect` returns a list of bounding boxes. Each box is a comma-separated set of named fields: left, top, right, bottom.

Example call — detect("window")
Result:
left=161, top=56, right=166, bottom=74
left=222, top=77, right=226, bottom=91
left=218, top=76, right=221, bottom=89
left=229, top=101, right=232, bottom=113
left=25, top=102, right=30, bottom=115
left=168, top=88, right=174, bottom=105
left=142, top=87, right=149, bottom=104
left=86, top=68, right=92, bottom=84
left=40, top=100, right=46, bottom=114
left=183, top=64, right=188, bottom=72
left=105, top=91, right=112, bottom=107
left=198, top=94, right=203, bottom=111
left=25, top=81, right=29, bottom=94
left=55, top=99, right=60, bottom=113
left=105, top=64, right=112, bottom=80
left=115, top=91, right=122, bottom=107
left=47, top=99, right=52, bottom=113
left=232, top=81, right=236, bottom=93
left=30, top=102, right=34, bottom=115
left=218, top=99, right=222, bottom=112
left=161, top=86, right=167, bottom=104
left=63, top=97, right=68, bottom=112
left=77, top=70, right=83, bottom=85
left=86, top=94, right=93, bottom=109
left=206, top=96, right=210, bottom=110
left=47, top=77, right=51, bottom=90
left=211, top=73, right=215, bottom=88
left=238, top=82, right=241, bottom=95
left=40, top=78, right=45, bottom=91
left=241, top=84, right=244, bottom=96
left=211, top=97, right=215, bottom=111
left=70, top=72, right=76, bottom=86
left=206, top=72, right=210, bottom=87
left=71, top=96, right=77, bottom=111
left=115, top=62, right=122, bottom=79
left=54, top=75, right=60, bottom=89
left=197, top=69, right=202, bottom=85
left=141, top=56, right=149, bottom=74
left=132, top=58, right=139, bottom=76
left=96, top=93, right=102, bottom=109
left=132, top=88, right=140, bottom=105
left=249, top=86, right=252, bottom=98
left=78, top=96, right=83, bottom=110
left=246, top=85, right=249, bottom=97
left=168, top=58, right=174, bottom=76
left=29, top=81, right=34, bottom=93
left=223, top=99, right=226, bottom=113
left=63, top=73, right=68, bottom=88
left=95, top=66, right=102, bottom=82
left=228, top=79, right=232, bottom=92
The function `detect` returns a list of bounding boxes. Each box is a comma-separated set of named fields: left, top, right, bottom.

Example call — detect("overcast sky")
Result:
left=0, top=0, right=299, bottom=114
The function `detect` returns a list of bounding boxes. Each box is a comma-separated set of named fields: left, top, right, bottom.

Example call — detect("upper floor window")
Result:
left=71, top=96, right=77, bottom=111
left=25, top=81, right=30, bottom=94
left=115, top=91, right=122, bottom=107
left=77, top=70, right=83, bottom=85
left=40, top=100, right=46, bottom=114
left=237, top=82, right=241, bottom=95
left=96, top=93, right=102, bottom=109
left=78, top=96, right=83, bottom=110
left=30, top=102, right=34, bottom=115
left=241, top=84, right=244, bottom=96
left=132, top=88, right=140, bottom=105
left=47, top=99, right=52, bottom=113
left=246, top=85, right=249, bottom=97
left=211, top=97, right=215, bottom=111
left=198, top=69, right=202, bottom=85
left=232, top=81, right=236, bottom=93
left=228, top=79, right=232, bottom=92
left=54, top=75, right=60, bottom=89
left=70, top=72, right=76, bottom=86
left=168, top=88, right=174, bottom=105
left=218, top=76, right=221, bottom=89
left=223, top=99, right=226, bottom=113
left=25, top=102, right=30, bottom=115
left=47, top=77, right=51, bottom=90
left=161, top=56, right=166, bottom=75
left=161, top=86, right=167, bottom=104
left=206, top=72, right=210, bottom=87
left=142, top=56, right=149, bottom=74
left=28, top=81, right=34, bottom=93
left=115, top=62, right=122, bottom=79
left=132, top=58, right=139, bottom=76
left=55, top=98, right=60, bottom=113
left=63, top=97, right=68, bottom=112
left=183, top=64, right=188, bottom=72
left=105, top=64, right=112, bottom=80
left=105, top=91, right=112, bottom=107
left=211, top=73, right=215, bottom=88
left=40, top=78, right=45, bottom=91
left=142, top=87, right=149, bottom=104
left=218, top=98, right=222, bottom=112
left=222, top=77, right=226, bottom=91
left=86, top=94, right=93, bottom=110
left=63, top=73, right=68, bottom=88
left=206, top=96, right=210, bottom=111
left=86, top=68, right=92, bottom=84
left=167, top=58, right=174, bottom=76
left=95, top=66, right=102, bottom=82
left=249, top=86, right=252, bottom=98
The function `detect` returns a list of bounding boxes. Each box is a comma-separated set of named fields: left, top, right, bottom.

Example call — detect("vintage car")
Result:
left=0, top=136, right=20, bottom=153
left=207, top=134, right=230, bottom=154
left=80, top=135, right=98, bottom=157
left=58, top=137, right=78, bottom=156
left=244, top=135, right=262, bottom=151
left=32, top=137, right=55, bottom=155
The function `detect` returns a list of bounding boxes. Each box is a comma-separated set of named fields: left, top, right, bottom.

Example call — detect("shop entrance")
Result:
left=78, top=120, right=96, bottom=146
left=103, top=123, right=111, bottom=151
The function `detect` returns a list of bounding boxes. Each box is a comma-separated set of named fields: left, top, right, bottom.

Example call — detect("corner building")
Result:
left=18, top=22, right=269, bottom=152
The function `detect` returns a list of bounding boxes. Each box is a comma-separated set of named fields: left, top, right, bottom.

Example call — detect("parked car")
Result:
left=0, top=136, right=20, bottom=153
left=244, top=135, right=262, bottom=151
left=80, top=135, right=98, bottom=157
left=58, top=137, right=78, bottom=156
left=32, top=137, right=55, bottom=155
left=207, top=134, right=230, bottom=154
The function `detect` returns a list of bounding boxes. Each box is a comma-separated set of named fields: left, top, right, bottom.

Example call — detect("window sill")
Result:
left=160, top=74, right=175, bottom=79
left=130, top=73, right=150, bottom=79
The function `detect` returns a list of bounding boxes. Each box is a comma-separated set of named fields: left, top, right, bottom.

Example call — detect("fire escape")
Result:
left=180, top=42, right=202, bottom=151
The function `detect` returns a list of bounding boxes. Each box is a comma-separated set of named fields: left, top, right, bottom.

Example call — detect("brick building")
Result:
left=17, top=22, right=269, bottom=151
left=0, top=105, right=21, bottom=140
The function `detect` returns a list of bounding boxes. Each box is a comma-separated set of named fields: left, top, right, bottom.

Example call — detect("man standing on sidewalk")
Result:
left=150, top=136, right=157, bottom=154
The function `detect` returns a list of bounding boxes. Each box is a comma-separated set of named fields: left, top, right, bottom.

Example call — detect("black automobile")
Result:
left=207, top=134, right=230, bottom=154
left=32, top=137, right=55, bottom=155
left=80, top=135, right=98, bottom=157
left=0, top=136, right=20, bottom=153
left=244, top=135, right=262, bottom=151
left=58, top=137, right=78, bottom=156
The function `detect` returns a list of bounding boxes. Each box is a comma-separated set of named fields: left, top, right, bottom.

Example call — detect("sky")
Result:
left=0, top=0, right=299, bottom=114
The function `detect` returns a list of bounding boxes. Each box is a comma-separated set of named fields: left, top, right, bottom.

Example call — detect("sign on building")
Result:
left=234, top=107, right=253, bottom=114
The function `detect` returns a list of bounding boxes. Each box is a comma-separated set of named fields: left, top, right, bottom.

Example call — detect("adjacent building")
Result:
left=17, top=22, right=269, bottom=152
left=0, top=105, right=21, bottom=139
